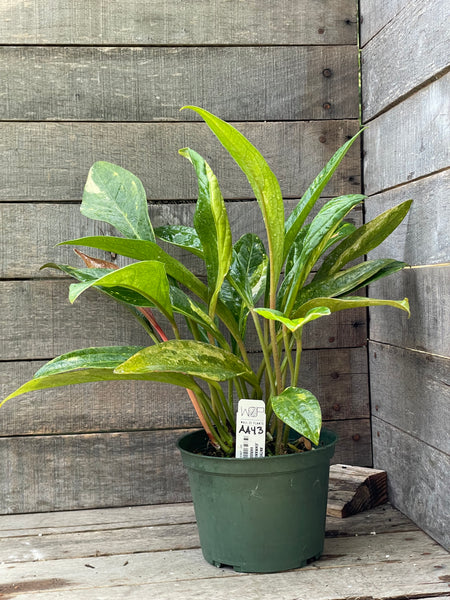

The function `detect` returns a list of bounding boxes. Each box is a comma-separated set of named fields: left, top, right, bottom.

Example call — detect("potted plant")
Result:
left=2, top=106, right=411, bottom=572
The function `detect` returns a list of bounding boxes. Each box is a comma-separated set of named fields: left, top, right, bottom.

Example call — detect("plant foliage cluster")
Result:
left=2, top=107, right=411, bottom=455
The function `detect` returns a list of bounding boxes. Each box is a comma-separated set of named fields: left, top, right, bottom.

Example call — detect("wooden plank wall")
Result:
left=360, top=0, right=450, bottom=550
left=0, top=0, right=363, bottom=513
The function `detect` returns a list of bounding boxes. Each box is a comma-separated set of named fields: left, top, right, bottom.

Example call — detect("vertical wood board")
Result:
left=359, top=0, right=409, bottom=46
left=0, top=121, right=361, bottom=202
left=369, top=342, right=450, bottom=454
left=363, top=73, right=450, bottom=195
left=361, top=0, right=449, bottom=120
left=0, top=46, right=359, bottom=122
left=372, top=417, right=450, bottom=550
left=0, top=0, right=358, bottom=45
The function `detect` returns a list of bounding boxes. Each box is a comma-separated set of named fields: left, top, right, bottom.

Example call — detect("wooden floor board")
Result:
left=0, top=503, right=448, bottom=600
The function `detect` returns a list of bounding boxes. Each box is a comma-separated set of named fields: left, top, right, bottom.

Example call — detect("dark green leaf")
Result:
left=316, top=199, right=413, bottom=280
left=271, top=387, right=322, bottom=445
left=154, top=225, right=203, bottom=258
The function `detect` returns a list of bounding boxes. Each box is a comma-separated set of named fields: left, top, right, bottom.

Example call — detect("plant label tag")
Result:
left=235, top=399, right=266, bottom=458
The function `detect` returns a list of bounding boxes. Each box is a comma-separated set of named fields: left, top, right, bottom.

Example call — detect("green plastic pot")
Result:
left=178, top=428, right=337, bottom=573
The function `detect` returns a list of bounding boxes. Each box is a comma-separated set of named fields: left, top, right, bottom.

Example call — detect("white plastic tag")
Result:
left=235, top=399, right=266, bottom=458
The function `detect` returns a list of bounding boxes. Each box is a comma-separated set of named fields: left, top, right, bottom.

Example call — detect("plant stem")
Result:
left=251, top=310, right=276, bottom=397
left=283, top=327, right=295, bottom=386
left=293, top=334, right=303, bottom=387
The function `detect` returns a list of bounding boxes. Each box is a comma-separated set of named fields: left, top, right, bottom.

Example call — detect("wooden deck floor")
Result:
left=0, top=503, right=449, bottom=599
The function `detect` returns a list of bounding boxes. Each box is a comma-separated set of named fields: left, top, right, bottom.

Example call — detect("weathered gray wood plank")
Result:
left=2, top=526, right=442, bottom=567
left=365, top=170, right=450, bottom=266
left=359, top=0, right=409, bottom=46
left=0, top=0, right=357, bottom=45
left=0, top=121, right=361, bottom=202
left=363, top=74, right=450, bottom=195
left=368, top=265, right=450, bottom=357
left=373, top=417, right=450, bottom=550
left=0, top=502, right=414, bottom=538
left=1, top=555, right=448, bottom=599
left=0, top=280, right=367, bottom=360
left=0, top=420, right=371, bottom=513
left=1, top=347, right=369, bottom=435
left=0, top=46, right=359, bottom=122
left=370, top=342, right=450, bottom=454
left=361, top=0, right=449, bottom=120
left=1, top=200, right=364, bottom=279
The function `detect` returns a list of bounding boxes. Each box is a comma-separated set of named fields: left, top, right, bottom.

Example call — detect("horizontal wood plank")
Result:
left=0, top=46, right=359, bottom=122
left=361, top=0, right=449, bottom=120
left=0, top=420, right=371, bottom=514
left=363, top=73, right=449, bottom=195
left=1, top=347, right=369, bottom=435
left=0, top=121, right=361, bottom=202
left=369, top=342, right=450, bottom=454
left=372, top=417, right=450, bottom=550
left=1, top=200, right=364, bottom=279
left=0, top=280, right=367, bottom=360
left=1, top=554, right=447, bottom=599
left=365, top=170, right=450, bottom=266
left=0, top=0, right=357, bottom=45
left=0, top=502, right=415, bottom=538
left=368, top=265, right=450, bottom=357
left=359, top=0, right=408, bottom=46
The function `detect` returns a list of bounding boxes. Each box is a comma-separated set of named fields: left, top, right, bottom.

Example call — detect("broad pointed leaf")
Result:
left=284, top=129, right=363, bottom=261
left=316, top=199, right=413, bottom=280
left=59, top=236, right=207, bottom=301
left=271, top=387, right=322, bottom=446
left=115, top=340, right=258, bottom=386
left=154, top=225, right=203, bottom=258
left=293, top=296, right=410, bottom=319
left=67, top=261, right=174, bottom=323
left=82, top=161, right=155, bottom=241
left=227, top=233, right=268, bottom=308
left=182, top=106, right=285, bottom=298
left=293, top=259, right=407, bottom=310
left=180, top=147, right=232, bottom=314
left=1, top=346, right=199, bottom=407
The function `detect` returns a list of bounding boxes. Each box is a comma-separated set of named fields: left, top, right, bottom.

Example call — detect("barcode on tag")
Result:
left=235, top=399, right=266, bottom=458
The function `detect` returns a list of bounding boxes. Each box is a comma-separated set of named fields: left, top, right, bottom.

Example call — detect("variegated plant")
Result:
left=2, top=107, right=411, bottom=455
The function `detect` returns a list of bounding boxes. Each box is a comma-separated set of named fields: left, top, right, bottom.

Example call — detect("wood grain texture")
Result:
left=363, top=73, right=450, bottom=195
left=0, top=420, right=371, bottom=514
left=361, top=0, right=449, bottom=120
left=327, top=464, right=387, bottom=517
left=0, top=548, right=447, bottom=599
left=1, top=200, right=363, bottom=278
left=0, top=0, right=357, bottom=45
left=1, top=347, right=369, bottom=436
left=372, top=417, right=450, bottom=550
left=0, top=280, right=367, bottom=360
left=359, top=0, right=408, bottom=46
left=365, top=170, right=450, bottom=266
left=0, top=46, right=359, bottom=122
left=0, top=120, right=361, bottom=202
left=369, top=342, right=450, bottom=455
left=368, top=265, right=450, bottom=357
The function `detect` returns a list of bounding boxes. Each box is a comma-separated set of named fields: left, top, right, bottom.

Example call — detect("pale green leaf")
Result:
left=82, top=161, right=155, bottom=241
